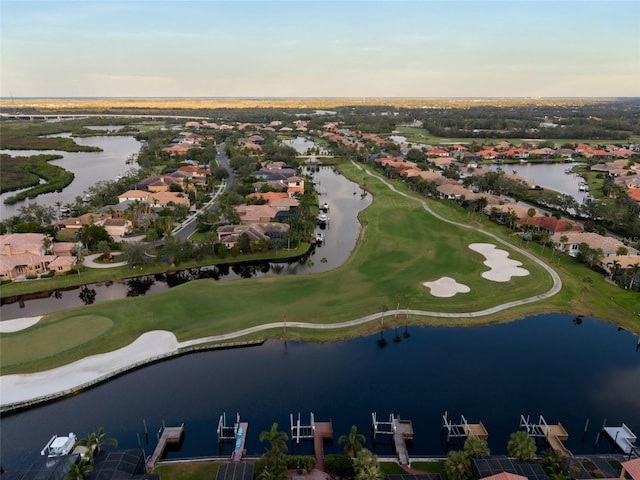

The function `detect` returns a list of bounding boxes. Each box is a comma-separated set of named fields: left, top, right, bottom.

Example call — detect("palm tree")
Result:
left=445, top=450, right=473, bottom=480
left=338, top=425, right=366, bottom=458
left=629, top=262, right=640, bottom=290
left=77, top=427, right=117, bottom=463
left=463, top=436, right=490, bottom=459
left=507, top=430, right=536, bottom=461
left=259, top=423, right=288, bottom=454
left=65, top=459, right=93, bottom=480
left=353, top=449, right=383, bottom=480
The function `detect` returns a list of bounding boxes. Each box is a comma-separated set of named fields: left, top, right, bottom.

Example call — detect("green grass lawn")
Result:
left=1, top=161, right=638, bottom=375
left=154, top=460, right=222, bottom=480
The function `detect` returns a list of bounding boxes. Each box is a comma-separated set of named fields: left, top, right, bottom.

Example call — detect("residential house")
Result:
left=516, top=216, right=582, bottom=234
left=217, top=223, right=290, bottom=248
left=550, top=231, right=639, bottom=258
left=0, top=233, right=50, bottom=279
left=484, top=203, right=541, bottom=223
left=235, top=204, right=278, bottom=224
left=47, top=255, right=76, bottom=275
left=103, top=218, right=133, bottom=237
left=286, top=176, right=305, bottom=197
left=56, top=213, right=111, bottom=233
left=436, top=184, right=475, bottom=200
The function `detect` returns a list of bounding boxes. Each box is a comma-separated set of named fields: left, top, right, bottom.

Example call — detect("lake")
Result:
left=1, top=313, right=638, bottom=471
left=486, top=162, right=589, bottom=204
left=1, top=133, right=141, bottom=218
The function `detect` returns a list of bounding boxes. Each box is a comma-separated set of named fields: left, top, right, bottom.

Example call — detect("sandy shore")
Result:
left=0, top=329, right=179, bottom=407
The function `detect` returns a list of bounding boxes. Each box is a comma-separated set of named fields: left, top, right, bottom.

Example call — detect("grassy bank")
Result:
left=1, top=162, right=638, bottom=376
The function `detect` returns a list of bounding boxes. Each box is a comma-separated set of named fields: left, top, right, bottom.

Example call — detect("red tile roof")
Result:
left=623, top=458, right=640, bottom=480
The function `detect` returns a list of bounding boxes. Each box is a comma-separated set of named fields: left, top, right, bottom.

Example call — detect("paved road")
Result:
left=173, top=143, right=231, bottom=240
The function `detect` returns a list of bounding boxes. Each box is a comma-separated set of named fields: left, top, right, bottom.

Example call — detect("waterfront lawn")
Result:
left=154, top=460, right=221, bottom=480
left=411, top=461, right=447, bottom=476
left=1, top=164, right=557, bottom=374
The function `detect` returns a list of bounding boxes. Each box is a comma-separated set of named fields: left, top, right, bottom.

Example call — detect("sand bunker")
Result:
left=469, top=243, right=530, bottom=282
left=0, top=330, right=179, bottom=406
left=422, top=277, right=470, bottom=297
left=0, top=316, right=42, bottom=333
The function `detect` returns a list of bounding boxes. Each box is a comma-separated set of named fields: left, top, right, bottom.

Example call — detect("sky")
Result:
left=1, top=0, right=639, bottom=98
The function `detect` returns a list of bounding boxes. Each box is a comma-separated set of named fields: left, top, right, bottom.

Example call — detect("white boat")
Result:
left=317, top=213, right=328, bottom=225
left=320, top=202, right=329, bottom=212
left=41, top=433, right=77, bottom=457
left=315, top=232, right=324, bottom=245
left=578, top=182, right=586, bottom=191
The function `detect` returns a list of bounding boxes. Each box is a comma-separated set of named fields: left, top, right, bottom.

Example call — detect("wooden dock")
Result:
left=145, top=424, right=184, bottom=473
left=463, top=421, right=489, bottom=440
left=521, top=415, right=571, bottom=456
left=542, top=423, right=572, bottom=456
left=231, top=422, right=249, bottom=462
left=392, top=416, right=414, bottom=466
left=313, top=421, right=334, bottom=470
left=442, top=412, right=489, bottom=445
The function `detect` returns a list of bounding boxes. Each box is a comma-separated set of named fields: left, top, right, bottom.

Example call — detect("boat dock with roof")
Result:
left=372, top=412, right=414, bottom=466
left=520, top=415, right=572, bottom=456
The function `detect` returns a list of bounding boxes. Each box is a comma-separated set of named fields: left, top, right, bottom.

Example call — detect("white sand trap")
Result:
left=422, top=277, right=470, bottom=297
left=469, top=243, right=530, bottom=282
left=0, top=316, right=42, bottom=333
left=0, top=330, right=179, bottom=406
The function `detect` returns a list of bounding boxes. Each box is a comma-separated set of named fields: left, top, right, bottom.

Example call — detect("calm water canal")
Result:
left=0, top=133, right=141, bottom=218
left=0, top=166, right=372, bottom=319
left=1, top=313, right=639, bottom=471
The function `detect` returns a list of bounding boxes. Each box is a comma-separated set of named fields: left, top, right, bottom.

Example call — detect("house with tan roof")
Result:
left=103, top=218, right=133, bottom=237
left=436, top=184, right=475, bottom=200
left=235, top=204, right=278, bottom=224
left=148, top=191, right=189, bottom=207
left=56, top=213, right=111, bottom=232
left=529, top=147, right=555, bottom=158
left=119, top=190, right=151, bottom=203
left=484, top=203, right=541, bottom=222
left=551, top=231, right=639, bottom=258
left=287, top=176, right=305, bottom=197
left=47, top=255, right=76, bottom=275
left=0, top=233, right=56, bottom=280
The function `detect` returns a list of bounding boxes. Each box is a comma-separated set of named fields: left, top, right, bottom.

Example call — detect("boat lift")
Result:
left=217, top=412, right=241, bottom=444
left=442, top=411, right=489, bottom=445
left=290, top=412, right=315, bottom=444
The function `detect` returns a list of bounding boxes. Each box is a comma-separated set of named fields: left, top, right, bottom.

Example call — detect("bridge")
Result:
left=0, top=113, right=211, bottom=121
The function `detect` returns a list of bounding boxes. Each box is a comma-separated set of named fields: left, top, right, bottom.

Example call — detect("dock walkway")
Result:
left=543, top=423, right=572, bottom=456
left=145, top=424, right=184, bottom=473
left=313, top=421, right=334, bottom=470
left=392, top=417, right=414, bottom=466
left=231, top=422, right=249, bottom=462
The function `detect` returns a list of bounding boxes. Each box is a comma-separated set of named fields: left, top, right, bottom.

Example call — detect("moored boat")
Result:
left=41, top=433, right=77, bottom=457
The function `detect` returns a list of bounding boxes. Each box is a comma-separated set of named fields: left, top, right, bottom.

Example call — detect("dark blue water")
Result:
left=1, top=313, right=639, bottom=472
